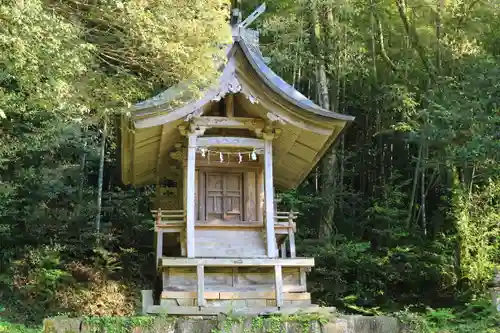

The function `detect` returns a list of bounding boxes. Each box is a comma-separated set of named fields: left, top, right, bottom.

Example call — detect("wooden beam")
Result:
left=264, top=134, right=277, bottom=257
left=160, top=291, right=311, bottom=301
left=160, top=257, right=315, bottom=267
left=219, top=291, right=274, bottom=300
left=161, top=291, right=219, bottom=299
left=196, top=136, right=265, bottom=149
left=284, top=285, right=307, bottom=293
left=197, top=265, right=205, bottom=307
left=280, top=241, right=286, bottom=258
left=146, top=305, right=326, bottom=316
left=232, top=267, right=238, bottom=287
left=275, top=265, right=283, bottom=308
left=225, top=94, right=234, bottom=117
left=195, top=159, right=261, bottom=168
left=186, top=133, right=197, bottom=257
left=156, top=221, right=298, bottom=231
left=192, top=116, right=265, bottom=130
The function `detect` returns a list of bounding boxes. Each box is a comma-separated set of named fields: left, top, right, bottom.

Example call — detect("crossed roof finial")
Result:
left=231, top=2, right=266, bottom=28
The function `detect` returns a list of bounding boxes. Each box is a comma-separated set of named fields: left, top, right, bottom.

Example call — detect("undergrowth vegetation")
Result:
left=399, top=298, right=500, bottom=333
left=1, top=304, right=498, bottom=333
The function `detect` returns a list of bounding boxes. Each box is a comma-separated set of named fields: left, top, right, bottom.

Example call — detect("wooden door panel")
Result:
left=205, top=172, right=243, bottom=222
left=207, top=196, right=223, bottom=220
left=206, top=173, right=223, bottom=220
left=207, top=174, right=223, bottom=190
left=223, top=173, right=242, bottom=221
left=225, top=174, right=241, bottom=190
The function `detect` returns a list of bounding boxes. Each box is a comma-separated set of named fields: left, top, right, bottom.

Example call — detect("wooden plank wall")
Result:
left=194, top=229, right=267, bottom=257
left=163, top=267, right=304, bottom=292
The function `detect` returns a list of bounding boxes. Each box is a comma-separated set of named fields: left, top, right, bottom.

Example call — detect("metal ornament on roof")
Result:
left=211, top=4, right=268, bottom=104
left=238, top=4, right=269, bottom=63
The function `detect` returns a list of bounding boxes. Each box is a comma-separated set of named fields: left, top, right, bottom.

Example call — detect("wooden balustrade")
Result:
left=153, top=209, right=185, bottom=266
left=275, top=211, right=297, bottom=259
left=274, top=211, right=297, bottom=229
left=152, top=208, right=298, bottom=261
left=152, top=209, right=185, bottom=230
left=152, top=209, right=297, bottom=229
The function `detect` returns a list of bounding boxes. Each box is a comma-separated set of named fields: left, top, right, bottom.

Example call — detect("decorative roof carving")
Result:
left=211, top=66, right=242, bottom=102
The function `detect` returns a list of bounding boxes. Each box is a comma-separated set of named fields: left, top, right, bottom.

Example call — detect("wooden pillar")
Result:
left=186, top=132, right=197, bottom=258
left=264, top=133, right=276, bottom=258
left=197, top=265, right=205, bottom=307
left=299, top=268, right=307, bottom=288
left=289, top=232, right=296, bottom=258
left=288, top=212, right=296, bottom=258
left=225, top=94, right=234, bottom=117
left=274, top=264, right=283, bottom=308
left=280, top=241, right=286, bottom=258
left=156, top=231, right=163, bottom=267
left=180, top=231, right=186, bottom=256
left=155, top=209, right=163, bottom=267
left=257, top=168, right=264, bottom=223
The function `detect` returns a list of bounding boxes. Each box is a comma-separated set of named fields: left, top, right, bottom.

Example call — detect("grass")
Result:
left=0, top=319, right=40, bottom=333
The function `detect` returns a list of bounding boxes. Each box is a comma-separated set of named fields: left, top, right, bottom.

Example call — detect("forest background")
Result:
left=0, top=0, right=499, bottom=332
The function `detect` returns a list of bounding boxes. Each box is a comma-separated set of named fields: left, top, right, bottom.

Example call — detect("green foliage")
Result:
left=258, top=0, right=500, bottom=314
left=399, top=298, right=500, bottom=333
left=0, top=320, right=40, bottom=333
left=452, top=178, right=500, bottom=291
left=211, top=313, right=330, bottom=333
left=83, top=316, right=155, bottom=333
left=0, top=0, right=230, bottom=325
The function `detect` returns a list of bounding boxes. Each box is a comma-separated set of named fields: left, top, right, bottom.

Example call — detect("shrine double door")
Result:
left=195, top=168, right=261, bottom=224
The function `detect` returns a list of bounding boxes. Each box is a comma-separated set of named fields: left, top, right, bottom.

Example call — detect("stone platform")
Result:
left=43, top=313, right=402, bottom=333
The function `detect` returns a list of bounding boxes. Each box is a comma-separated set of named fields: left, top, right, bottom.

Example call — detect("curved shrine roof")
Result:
left=130, top=28, right=353, bottom=123
left=120, top=26, right=354, bottom=189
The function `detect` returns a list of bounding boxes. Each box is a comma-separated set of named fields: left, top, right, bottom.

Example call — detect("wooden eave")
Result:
left=120, top=39, right=354, bottom=188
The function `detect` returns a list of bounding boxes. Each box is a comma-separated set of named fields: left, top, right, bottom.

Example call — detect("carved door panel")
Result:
left=223, top=173, right=242, bottom=221
left=205, top=172, right=243, bottom=222
left=206, top=173, right=224, bottom=221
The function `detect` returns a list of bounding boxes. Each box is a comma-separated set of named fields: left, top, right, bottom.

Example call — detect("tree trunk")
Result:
left=420, top=140, right=427, bottom=235
left=76, top=125, right=87, bottom=217
left=96, top=118, right=107, bottom=245
left=395, top=0, right=436, bottom=81
left=406, top=140, right=422, bottom=228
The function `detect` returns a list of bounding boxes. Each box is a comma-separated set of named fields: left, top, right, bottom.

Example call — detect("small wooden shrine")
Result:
left=119, top=4, right=354, bottom=315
